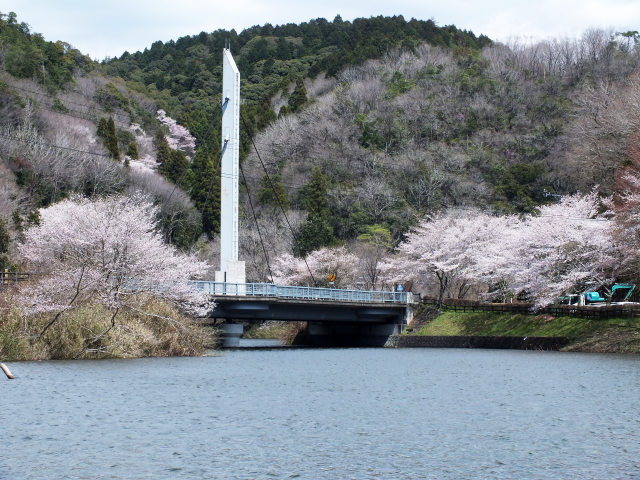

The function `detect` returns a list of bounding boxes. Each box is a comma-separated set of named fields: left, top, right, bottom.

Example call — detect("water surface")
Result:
left=2, top=348, right=639, bottom=479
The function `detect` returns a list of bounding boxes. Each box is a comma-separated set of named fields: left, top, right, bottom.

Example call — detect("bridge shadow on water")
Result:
left=227, top=339, right=390, bottom=350
left=221, top=322, right=399, bottom=349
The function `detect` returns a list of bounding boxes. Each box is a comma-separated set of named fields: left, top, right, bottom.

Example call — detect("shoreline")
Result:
left=386, top=335, right=572, bottom=351
left=404, top=308, right=640, bottom=354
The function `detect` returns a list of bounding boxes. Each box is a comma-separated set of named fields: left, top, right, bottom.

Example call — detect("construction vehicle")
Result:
left=610, top=283, right=636, bottom=303
left=584, top=291, right=606, bottom=304
left=559, top=283, right=636, bottom=306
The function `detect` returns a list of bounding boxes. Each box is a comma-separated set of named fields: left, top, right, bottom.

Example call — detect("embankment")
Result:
left=0, top=291, right=216, bottom=361
left=398, top=307, right=640, bottom=353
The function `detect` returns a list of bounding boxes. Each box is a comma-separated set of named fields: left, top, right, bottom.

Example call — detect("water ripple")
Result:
left=1, top=349, right=639, bottom=479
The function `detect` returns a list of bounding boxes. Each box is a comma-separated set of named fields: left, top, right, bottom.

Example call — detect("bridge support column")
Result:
left=404, top=303, right=416, bottom=326
left=221, top=323, right=243, bottom=347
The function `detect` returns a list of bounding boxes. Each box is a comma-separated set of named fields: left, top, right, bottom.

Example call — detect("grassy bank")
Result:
left=409, top=307, right=640, bottom=353
left=0, top=290, right=216, bottom=361
left=242, top=321, right=307, bottom=345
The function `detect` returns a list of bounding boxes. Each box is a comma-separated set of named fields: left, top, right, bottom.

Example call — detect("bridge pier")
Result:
left=220, top=323, right=243, bottom=347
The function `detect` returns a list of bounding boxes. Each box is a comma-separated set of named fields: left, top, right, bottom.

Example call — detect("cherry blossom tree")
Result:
left=504, top=192, right=617, bottom=306
left=380, top=209, right=510, bottom=304
left=381, top=192, right=617, bottom=307
left=156, top=110, right=196, bottom=158
left=272, top=246, right=360, bottom=288
left=19, top=195, right=212, bottom=336
left=604, top=172, right=640, bottom=279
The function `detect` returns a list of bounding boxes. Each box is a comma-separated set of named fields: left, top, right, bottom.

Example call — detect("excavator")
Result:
left=611, top=283, right=636, bottom=302
left=565, top=283, right=637, bottom=305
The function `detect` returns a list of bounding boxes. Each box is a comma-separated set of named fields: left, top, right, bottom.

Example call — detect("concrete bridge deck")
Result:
left=193, top=281, right=416, bottom=322
left=192, top=282, right=418, bottom=346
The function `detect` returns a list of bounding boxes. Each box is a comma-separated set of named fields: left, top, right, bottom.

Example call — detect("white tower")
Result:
left=215, top=48, right=245, bottom=288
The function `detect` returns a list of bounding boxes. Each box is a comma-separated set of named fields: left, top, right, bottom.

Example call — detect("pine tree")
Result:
left=275, top=37, right=291, bottom=60
left=288, top=79, right=308, bottom=113
left=105, top=117, right=119, bottom=159
left=258, top=174, right=289, bottom=209
left=126, top=141, right=139, bottom=159
left=154, top=130, right=171, bottom=166
left=160, top=150, right=189, bottom=184
left=187, top=151, right=220, bottom=237
left=97, top=117, right=120, bottom=159
left=294, top=167, right=336, bottom=256
left=97, top=118, right=109, bottom=139
left=0, top=217, right=11, bottom=271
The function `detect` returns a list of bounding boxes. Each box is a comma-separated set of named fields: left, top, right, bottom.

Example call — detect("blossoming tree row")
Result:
left=273, top=189, right=637, bottom=307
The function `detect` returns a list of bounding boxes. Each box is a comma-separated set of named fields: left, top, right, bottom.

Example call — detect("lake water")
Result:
left=2, top=348, right=639, bottom=479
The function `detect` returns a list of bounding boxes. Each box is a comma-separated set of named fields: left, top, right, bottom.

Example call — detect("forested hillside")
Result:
left=102, top=15, right=489, bottom=125
left=237, top=29, right=640, bottom=282
left=250, top=35, right=640, bottom=219
left=0, top=11, right=203, bottom=270
left=99, top=15, right=491, bottom=244
left=0, top=12, right=492, bottom=265
left=3, top=10, right=640, bottom=301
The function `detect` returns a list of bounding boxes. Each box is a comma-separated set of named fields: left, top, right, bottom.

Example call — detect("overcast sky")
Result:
left=3, top=0, right=640, bottom=60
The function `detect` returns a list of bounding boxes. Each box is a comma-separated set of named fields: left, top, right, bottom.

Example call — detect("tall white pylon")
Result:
left=216, top=48, right=245, bottom=287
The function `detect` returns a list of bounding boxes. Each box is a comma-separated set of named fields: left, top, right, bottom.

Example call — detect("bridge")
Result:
left=193, top=51, right=417, bottom=347
left=193, top=282, right=418, bottom=347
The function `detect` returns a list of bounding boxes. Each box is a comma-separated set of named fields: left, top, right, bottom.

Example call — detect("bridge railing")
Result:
left=191, top=282, right=412, bottom=304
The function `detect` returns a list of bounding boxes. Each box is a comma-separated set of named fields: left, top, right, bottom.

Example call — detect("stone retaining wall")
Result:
left=386, top=335, right=572, bottom=350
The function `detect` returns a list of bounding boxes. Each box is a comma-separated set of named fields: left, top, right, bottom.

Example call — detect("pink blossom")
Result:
left=272, top=247, right=360, bottom=288
left=156, top=110, right=196, bottom=158
left=381, top=192, right=618, bottom=306
left=18, top=195, right=212, bottom=318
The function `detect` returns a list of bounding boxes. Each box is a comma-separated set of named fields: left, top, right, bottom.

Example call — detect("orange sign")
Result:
left=328, top=274, right=336, bottom=282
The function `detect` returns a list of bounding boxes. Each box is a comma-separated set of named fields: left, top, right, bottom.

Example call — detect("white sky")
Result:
left=3, top=0, right=640, bottom=60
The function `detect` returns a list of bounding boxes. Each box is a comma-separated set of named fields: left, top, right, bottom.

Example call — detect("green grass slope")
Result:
left=411, top=309, right=640, bottom=353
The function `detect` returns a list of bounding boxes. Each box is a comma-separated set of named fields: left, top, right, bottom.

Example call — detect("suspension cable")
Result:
left=240, top=113, right=317, bottom=286
left=0, top=132, right=110, bottom=158
left=239, top=161, right=274, bottom=283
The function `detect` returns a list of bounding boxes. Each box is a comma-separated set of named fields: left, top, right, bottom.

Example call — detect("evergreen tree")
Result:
left=262, top=57, right=275, bottom=76
left=97, top=117, right=120, bottom=159
left=106, top=117, right=119, bottom=159
left=298, top=167, right=330, bottom=212
left=187, top=151, right=220, bottom=237
left=294, top=212, right=336, bottom=257
left=160, top=149, right=189, bottom=184
left=258, top=174, right=289, bottom=209
left=0, top=217, right=10, bottom=255
left=275, top=37, right=291, bottom=60
left=126, top=141, right=139, bottom=159
left=154, top=130, right=171, bottom=166
left=52, top=98, right=69, bottom=112
left=294, top=168, right=336, bottom=256
left=97, top=117, right=109, bottom=139
left=0, top=216, right=11, bottom=271
left=0, top=11, right=91, bottom=89
left=288, top=79, right=308, bottom=113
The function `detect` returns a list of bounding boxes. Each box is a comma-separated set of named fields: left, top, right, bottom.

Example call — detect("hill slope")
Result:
left=3, top=12, right=640, bottom=286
